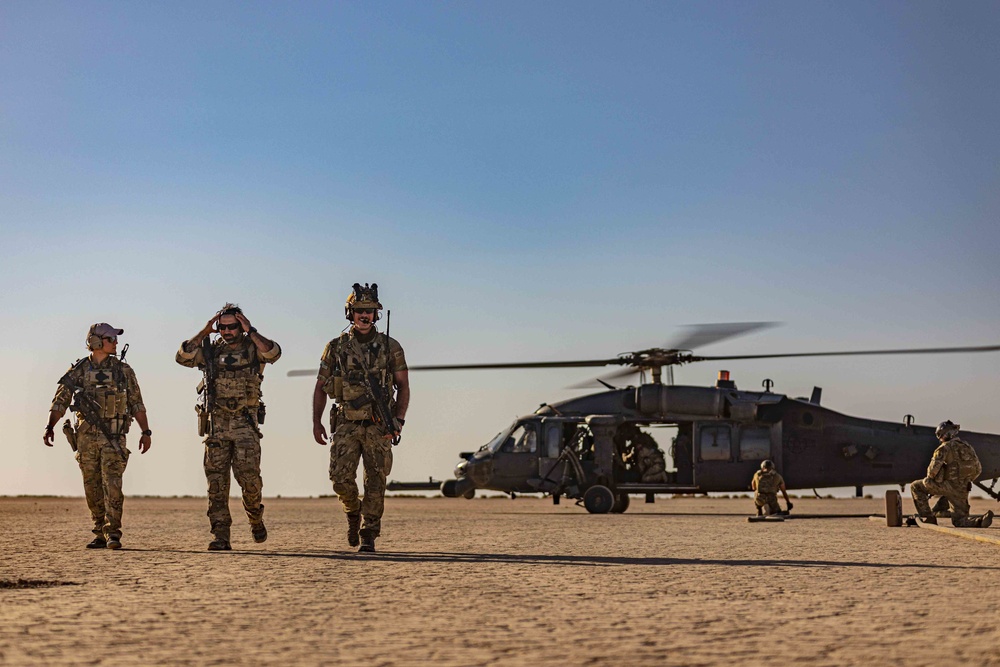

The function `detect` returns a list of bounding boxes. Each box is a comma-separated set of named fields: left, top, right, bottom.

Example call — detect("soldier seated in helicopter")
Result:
left=615, top=423, right=670, bottom=483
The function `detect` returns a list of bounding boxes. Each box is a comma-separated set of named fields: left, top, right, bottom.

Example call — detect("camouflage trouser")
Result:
left=204, top=412, right=264, bottom=541
left=330, top=421, right=393, bottom=538
left=75, top=424, right=129, bottom=540
left=911, top=478, right=976, bottom=527
left=755, top=492, right=781, bottom=515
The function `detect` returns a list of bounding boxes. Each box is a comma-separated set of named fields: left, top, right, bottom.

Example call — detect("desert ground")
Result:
left=1, top=494, right=998, bottom=666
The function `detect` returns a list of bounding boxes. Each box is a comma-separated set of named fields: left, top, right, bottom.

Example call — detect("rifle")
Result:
left=198, top=336, right=217, bottom=437
left=348, top=333, right=400, bottom=446
left=57, top=361, right=127, bottom=458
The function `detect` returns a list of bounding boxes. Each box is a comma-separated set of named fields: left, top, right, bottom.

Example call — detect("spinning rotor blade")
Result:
left=566, top=366, right=640, bottom=389
left=285, top=357, right=622, bottom=377
left=665, top=321, right=779, bottom=352
left=692, top=343, right=1000, bottom=363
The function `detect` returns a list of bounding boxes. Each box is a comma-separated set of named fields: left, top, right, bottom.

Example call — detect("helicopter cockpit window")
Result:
left=484, top=423, right=517, bottom=454
left=739, top=426, right=771, bottom=460
left=699, top=425, right=731, bottom=461
left=502, top=424, right=537, bottom=454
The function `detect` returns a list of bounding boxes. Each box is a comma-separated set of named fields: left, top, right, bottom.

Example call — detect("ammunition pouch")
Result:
left=347, top=394, right=372, bottom=410
left=329, top=405, right=340, bottom=434
left=257, top=402, right=266, bottom=425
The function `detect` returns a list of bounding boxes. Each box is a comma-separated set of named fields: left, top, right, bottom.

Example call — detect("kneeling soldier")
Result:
left=44, top=323, right=152, bottom=549
left=911, top=420, right=993, bottom=528
left=752, top=460, right=792, bottom=516
left=177, top=304, right=281, bottom=550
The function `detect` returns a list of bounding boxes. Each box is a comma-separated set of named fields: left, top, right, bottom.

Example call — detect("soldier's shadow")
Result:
left=125, top=548, right=1000, bottom=570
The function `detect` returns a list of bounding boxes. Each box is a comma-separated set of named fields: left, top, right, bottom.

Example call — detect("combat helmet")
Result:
left=760, top=460, right=775, bottom=471
left=935, top=420, right=960, bottom=441
left=345, top=283, right=382, bottom=321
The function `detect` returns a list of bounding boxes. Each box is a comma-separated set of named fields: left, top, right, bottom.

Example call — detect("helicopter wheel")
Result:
left=885, top=489, right=903, bottom=527
left=611, top=492, right=630, bottom=514
left=583, top=485, right=615, bottom=514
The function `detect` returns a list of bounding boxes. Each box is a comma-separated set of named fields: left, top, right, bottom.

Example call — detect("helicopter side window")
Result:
left=545, top=425, right=562, bottom=458
left=699, top=425, right=732, bottom=461
left=503, top=424, right=537, bottom=454
left=739, top=426, right=771, bottom=460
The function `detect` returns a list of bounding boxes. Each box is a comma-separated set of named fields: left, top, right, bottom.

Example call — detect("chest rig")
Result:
left=209, top=340, right=262, bottom=412
left=756, top=470, right=781, bottom=494
left=329, top=332, right=393, bottom=422
left=72, top=358, right=131, bottom=436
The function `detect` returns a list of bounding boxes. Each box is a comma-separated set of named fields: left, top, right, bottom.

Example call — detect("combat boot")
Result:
left=346, top=512, right=361, bottom=547
left=208, top=538, right=232, bottom=551
left=358, top=530, right=376, bottom=553
left=106, top=536, right=122, bottom=550
left=86, top=537, right=107, bottom=549
left=979, top=510, right=994, bottom=529
left=251, top=521, right=268, bottom=544
left=919, top=516, right=938, bottom=525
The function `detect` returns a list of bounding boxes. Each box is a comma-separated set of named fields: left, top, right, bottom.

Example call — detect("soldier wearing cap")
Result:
left=312, top=283, right=410, bottom=553
left=911, top=420, right=994, bottom=528
left=176, top=304, right=281, bottom=551
left=43, top=323, right=152, bottom=549
left=751, top=460, right=792, bottom=516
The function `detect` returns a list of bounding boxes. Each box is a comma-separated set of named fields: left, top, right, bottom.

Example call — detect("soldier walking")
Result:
left=176, top=304, right=281, bottom=550
left=312, top=283, right=410, bottom=553
left=911, top=420, right=994, bottom=528
left=751, top=460, right=792, bottom=516
left=43, top=323, right=152, bottom=549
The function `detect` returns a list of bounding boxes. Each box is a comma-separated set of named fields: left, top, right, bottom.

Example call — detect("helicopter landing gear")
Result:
left=611, top=492, right=630, bottom=514
left=583, top=485, right=615, bottom=514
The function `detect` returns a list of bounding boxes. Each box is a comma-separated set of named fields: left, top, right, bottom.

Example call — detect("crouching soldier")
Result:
left=177, top=304, right=281, bottom=550
left=752, top=460, right=792, bottom=516
left=911, top=420, right=993, bottom=528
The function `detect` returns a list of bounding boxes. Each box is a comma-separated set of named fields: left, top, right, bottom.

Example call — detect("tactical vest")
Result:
left=947, top=438, right=982, bottom=484
left=326, top=332, right=395, bottom=421
left=208, top=340, right=263, bottom=412
left=755, top=470, right=781, bottom=494
left=71, top=358, right=131, bottom=436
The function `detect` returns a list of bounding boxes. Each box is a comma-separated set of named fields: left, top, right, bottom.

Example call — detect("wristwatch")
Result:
left=141, top=430, right=153, bottom=437
left=248, top=327, right=258, bottom=335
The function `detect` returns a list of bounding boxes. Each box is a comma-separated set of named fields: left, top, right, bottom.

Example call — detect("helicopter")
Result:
left=290, top=322, right=1000, bottom=513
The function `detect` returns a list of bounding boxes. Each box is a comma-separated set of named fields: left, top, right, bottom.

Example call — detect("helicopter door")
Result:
left=491, top=422, right=539, bottom=492
left=694, top=422, right=741, bottom=490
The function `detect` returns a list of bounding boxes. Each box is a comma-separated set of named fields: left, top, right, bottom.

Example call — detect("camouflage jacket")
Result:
left=50, top=355, right=145, bottom=434
left=927, top=437, right=982, bottom=484
left=753, top=470, right=784, bottom=495
left=176, top=334, right=281, bottom=411
left=318, top=328, right=407, bottom=421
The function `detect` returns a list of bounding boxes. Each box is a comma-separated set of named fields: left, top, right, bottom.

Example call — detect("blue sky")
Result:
left=2, top=1, right=998, bottom=498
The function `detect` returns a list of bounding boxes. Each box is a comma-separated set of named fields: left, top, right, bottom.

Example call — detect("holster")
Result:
left=62, top=419, right=78, bottom=452
left=196, top=404, right=209, bottom=437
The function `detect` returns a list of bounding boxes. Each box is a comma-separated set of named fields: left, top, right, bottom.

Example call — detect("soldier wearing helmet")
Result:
left=911, top=420, right=993, bottom=528
left=313, top=283, right=410, bottom=553
left=176, top=304, right=281, bottom=551
left=751, top=460, right=792, bottom=516
left=44, top=323, right=152, bottom=550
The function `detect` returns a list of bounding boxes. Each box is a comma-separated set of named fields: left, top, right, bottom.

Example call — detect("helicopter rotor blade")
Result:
left=286, top=358, right=624, bottom=377
left=287, top=369, right=318, bottom=377
left=665, top=321, right=780, bottom=352
left=690, top=343, right=1000, bottom=363
left=566, top=366, right=640, bottom=389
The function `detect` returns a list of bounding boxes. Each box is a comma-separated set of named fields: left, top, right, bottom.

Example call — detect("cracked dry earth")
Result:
left=1, top=496, right=999, bottom=666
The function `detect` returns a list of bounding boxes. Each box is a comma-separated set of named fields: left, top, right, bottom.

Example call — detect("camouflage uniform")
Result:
left=911, top=437, right=982, bottom=528
left=752, top=469, right=785, bottom=515
left=176, top=335, right=281, bottom=542
left=318, top=328, right=407, bottom=540
left=636, top=440, right=669, bottom=483
left=50, top=356, right=145, bottom=541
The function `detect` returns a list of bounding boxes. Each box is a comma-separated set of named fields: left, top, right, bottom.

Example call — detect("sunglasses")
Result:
left=354, top=308, right=375, bottom=315
left=102, top=336, right=117, bottom=343
left=218, top=323, right=241, bottom=331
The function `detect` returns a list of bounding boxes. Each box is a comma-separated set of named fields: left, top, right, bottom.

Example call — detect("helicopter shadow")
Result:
left=123, top=548, right=1000, bottom=571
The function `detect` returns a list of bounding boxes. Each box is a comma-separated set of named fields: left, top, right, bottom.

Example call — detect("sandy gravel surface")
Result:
left=1, top=495, right=999, bottom=666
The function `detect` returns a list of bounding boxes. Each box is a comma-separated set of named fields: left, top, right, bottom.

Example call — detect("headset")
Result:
left=345, top=283, right=382, bottom=322
left=86, top=325, right=104, bottom=351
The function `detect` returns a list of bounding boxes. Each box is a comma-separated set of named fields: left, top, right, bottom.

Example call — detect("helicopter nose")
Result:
left=442, top=477, right=476, bottom=498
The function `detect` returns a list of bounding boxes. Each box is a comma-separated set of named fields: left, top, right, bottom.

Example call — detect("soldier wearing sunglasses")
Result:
left=176, top=304, right=281, bottom=550
left=44, top=323, right=151, bottom=550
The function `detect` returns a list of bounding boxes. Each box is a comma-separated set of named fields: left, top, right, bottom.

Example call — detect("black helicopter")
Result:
left=291, top=323, right=1000, bottom=513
